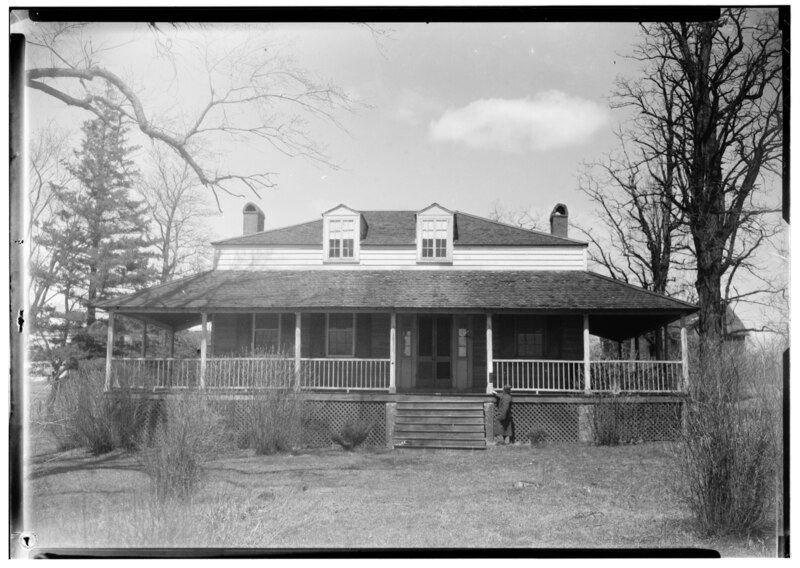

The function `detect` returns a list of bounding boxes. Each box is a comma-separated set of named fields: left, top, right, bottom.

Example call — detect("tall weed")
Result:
left=138, top=393, right=228, bottom=501
left=44, top=360, right=142, bottom=454
left=673, top=341, right=781, bottom=537
left=245, top=388, right=303, bottom=454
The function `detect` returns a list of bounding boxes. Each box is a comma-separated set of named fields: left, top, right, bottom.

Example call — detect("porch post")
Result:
left=200, top=312, right=208, bottom=389
left=486, top=313, right=494, bottom=392
left=168, top=328, right=175, bottom=358
left=680, top=314, right=689, bottom=392
left=141, top=322, right=148, bottom=358
left=583, top=314, right=591, bottom=393
left=389, top=312, right=397, bottom=393
left=104, top=312, right=115, bottom=392
left=294, top=312, right=302, bottom=391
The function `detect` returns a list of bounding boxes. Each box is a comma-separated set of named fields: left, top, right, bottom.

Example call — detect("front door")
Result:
left=417, top=315, right=452, bottom=390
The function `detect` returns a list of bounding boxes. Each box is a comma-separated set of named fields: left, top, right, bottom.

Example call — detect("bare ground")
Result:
left=22, top=436, right=780, bottom=555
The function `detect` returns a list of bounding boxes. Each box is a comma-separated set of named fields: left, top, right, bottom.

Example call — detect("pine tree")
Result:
left=35, top=98, right=156, bottom=361
left=64, top=101, right=155, bottom=328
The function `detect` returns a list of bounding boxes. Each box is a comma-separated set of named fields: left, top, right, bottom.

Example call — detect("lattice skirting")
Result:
left=496, top=400, right=683, bottom=443
left=130, top=397, right=387, bottom=449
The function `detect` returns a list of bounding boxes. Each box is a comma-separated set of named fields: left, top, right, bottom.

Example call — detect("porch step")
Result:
left=393, top=400, right=487, bottom=450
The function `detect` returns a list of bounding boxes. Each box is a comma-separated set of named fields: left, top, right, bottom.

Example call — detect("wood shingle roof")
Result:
left=212, top=210, right=586, bottom=247
left=98, top=270, right=695, bottom=313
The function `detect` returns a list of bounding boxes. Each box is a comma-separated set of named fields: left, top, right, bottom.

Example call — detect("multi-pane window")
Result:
left=327, top=313, right=355, bottom=356
left=254, top=313, right=280, bottom=354
left=328, top=219, right=355, bottom=259
left=516, top=318, right=545, bottom=358
left=421, top=218, right=448, bottom=259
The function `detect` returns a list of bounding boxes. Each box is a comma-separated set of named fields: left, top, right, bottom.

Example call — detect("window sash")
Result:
left=421, top=219, right=448, bottom=259
left=253, top=313, right=281, bottom=354
left=328, top=219, right=355, bottom=259
left=327, top=313, right=355, bottom=356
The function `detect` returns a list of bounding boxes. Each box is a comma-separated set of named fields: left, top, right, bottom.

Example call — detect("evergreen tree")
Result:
left=63, top=100, right=155, bottom=328
left=34, top=98, right=156, bottom=362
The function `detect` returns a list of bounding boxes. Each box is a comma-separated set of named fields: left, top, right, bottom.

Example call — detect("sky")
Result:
left=16, top=13, right=787, bottom=334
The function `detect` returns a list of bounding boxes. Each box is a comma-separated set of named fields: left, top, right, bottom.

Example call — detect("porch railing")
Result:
left=300, top=358, right=390, bottom=390
left=493, top=359, right=584, bottom=391
left=205, top=357, right=295, bottom=389
left=590, top=360, right=683, bottom=393
left=110, top=356, right=391, bottom=391
left=111, top=358, right=199, bottom=390
left=492, top=359, right=684, bottom=393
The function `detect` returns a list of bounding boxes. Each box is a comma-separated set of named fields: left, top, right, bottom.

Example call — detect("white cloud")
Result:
left=428, top=91, right=609, bottom=152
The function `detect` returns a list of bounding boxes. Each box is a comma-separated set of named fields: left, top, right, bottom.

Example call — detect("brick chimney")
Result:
left=243, top=203, right=265, bottom=235
left=549, top=203, right=569, bottom=238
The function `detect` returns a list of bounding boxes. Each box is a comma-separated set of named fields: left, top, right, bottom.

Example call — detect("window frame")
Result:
left=416, top=215, right=453, bottom=263
left=325, top=313, right=356, bottom=358
left=323, top=213, right=361, bottom=263
left=252, top=313, right=282, bottom=355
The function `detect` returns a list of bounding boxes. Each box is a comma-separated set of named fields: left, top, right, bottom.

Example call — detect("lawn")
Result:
left=23, top=435, right=779, bottom=555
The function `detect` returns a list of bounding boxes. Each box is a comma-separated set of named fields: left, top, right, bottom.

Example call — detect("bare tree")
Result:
left=487, top=200, right=545, bottom=231
left=140, top=145, right=215, bottom=283
left=27, top=123, right=72, bottom=331
left=21, top=21, right=358, bottom=205
left=601, top=8, right=783, bottom=343
left=577, top=116, right=693, bottom=293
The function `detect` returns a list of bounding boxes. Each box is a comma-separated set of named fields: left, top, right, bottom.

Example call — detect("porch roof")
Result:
left=98, top=269, right=695, bottom=317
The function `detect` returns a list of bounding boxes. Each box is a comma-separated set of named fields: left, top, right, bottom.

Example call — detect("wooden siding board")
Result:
left=216, top=245, right=585, bottom=271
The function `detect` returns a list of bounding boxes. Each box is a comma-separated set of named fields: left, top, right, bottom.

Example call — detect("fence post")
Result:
left=486, top=313, right=494, bottom=393
left=200, top=312, right=208, bottom=389
left=583, top=314, right=591, bottom=393
left=105, top=312, right=115, bottom=392
left=389, top=313, right=397, bottom=393
left=294, top=312, right=302, bottom=391
left=680, top=313, right=689, bottom=392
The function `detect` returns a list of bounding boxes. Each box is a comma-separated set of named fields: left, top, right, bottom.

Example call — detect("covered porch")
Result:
left=104, top=309, right=690, bottom=395
left=98, top=269, right=695, bottom=396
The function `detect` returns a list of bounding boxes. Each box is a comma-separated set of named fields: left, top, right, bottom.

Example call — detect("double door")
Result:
left=416, top=315, right=452, bottom=390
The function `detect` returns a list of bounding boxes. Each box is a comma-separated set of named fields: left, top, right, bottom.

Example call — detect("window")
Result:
left=254, top=313, right=280, bottom=354
left=328, top=218, right=355, bottom=259
left=327, top=313, right=355, bottom=356
left=420, top=218, right=449, bottom=259
left=516, top=318, right=544, bottom=358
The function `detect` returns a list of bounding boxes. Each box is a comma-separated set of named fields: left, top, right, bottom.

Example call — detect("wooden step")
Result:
left=396, top=402, right=483, bottom=411
left=396, top=409, right=484, bottom=418
left=393, top=431, right=486, bottom=441
left=395, top=416, right=485, bottom=425
left=395, top=439, right=486, bottom=449
left=394, top=423, right=482, bottom=433
left=393, top=400, right=487, bottom=450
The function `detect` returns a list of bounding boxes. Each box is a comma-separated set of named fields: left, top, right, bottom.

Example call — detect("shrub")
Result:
left=246, top=388, right=303, bottom=455
left=138, top=393, right=227, bottom=501
left=44, top=360, right=143, bottom=454
left=332, top=419, right=373, bottom=451
left=592, top=393, right=626, bottom=446
left=672, top=341, right=781, bottom=537
left=527, top=428, right=548, bottom=445
left=237, top=351, right=305, bottom=454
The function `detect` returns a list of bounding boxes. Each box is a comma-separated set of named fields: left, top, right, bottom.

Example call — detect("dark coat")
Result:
left=494, top=392, right=513, bottom=438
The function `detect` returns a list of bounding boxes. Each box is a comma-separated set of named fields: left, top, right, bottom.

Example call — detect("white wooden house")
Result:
left=98, top=202, right=695, bottom=448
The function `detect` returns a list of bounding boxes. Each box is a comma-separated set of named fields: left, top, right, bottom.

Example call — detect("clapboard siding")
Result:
left=215, top=245, right=586, bottom=270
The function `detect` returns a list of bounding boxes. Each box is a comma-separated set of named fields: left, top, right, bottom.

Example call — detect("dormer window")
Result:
left=328, top=218, right=355, bottom=258
left=421, top=219, right=448, bottom=258
left=416, top=203, right=454, bottom=263
left=322, top=204, right=362, bottom=263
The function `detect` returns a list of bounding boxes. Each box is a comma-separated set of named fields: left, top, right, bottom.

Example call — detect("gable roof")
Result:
left=212, top=209, right=586, bottom=247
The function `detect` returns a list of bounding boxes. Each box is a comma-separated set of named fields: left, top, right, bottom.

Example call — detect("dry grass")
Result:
left=24, top=440, right=780, bottom=555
